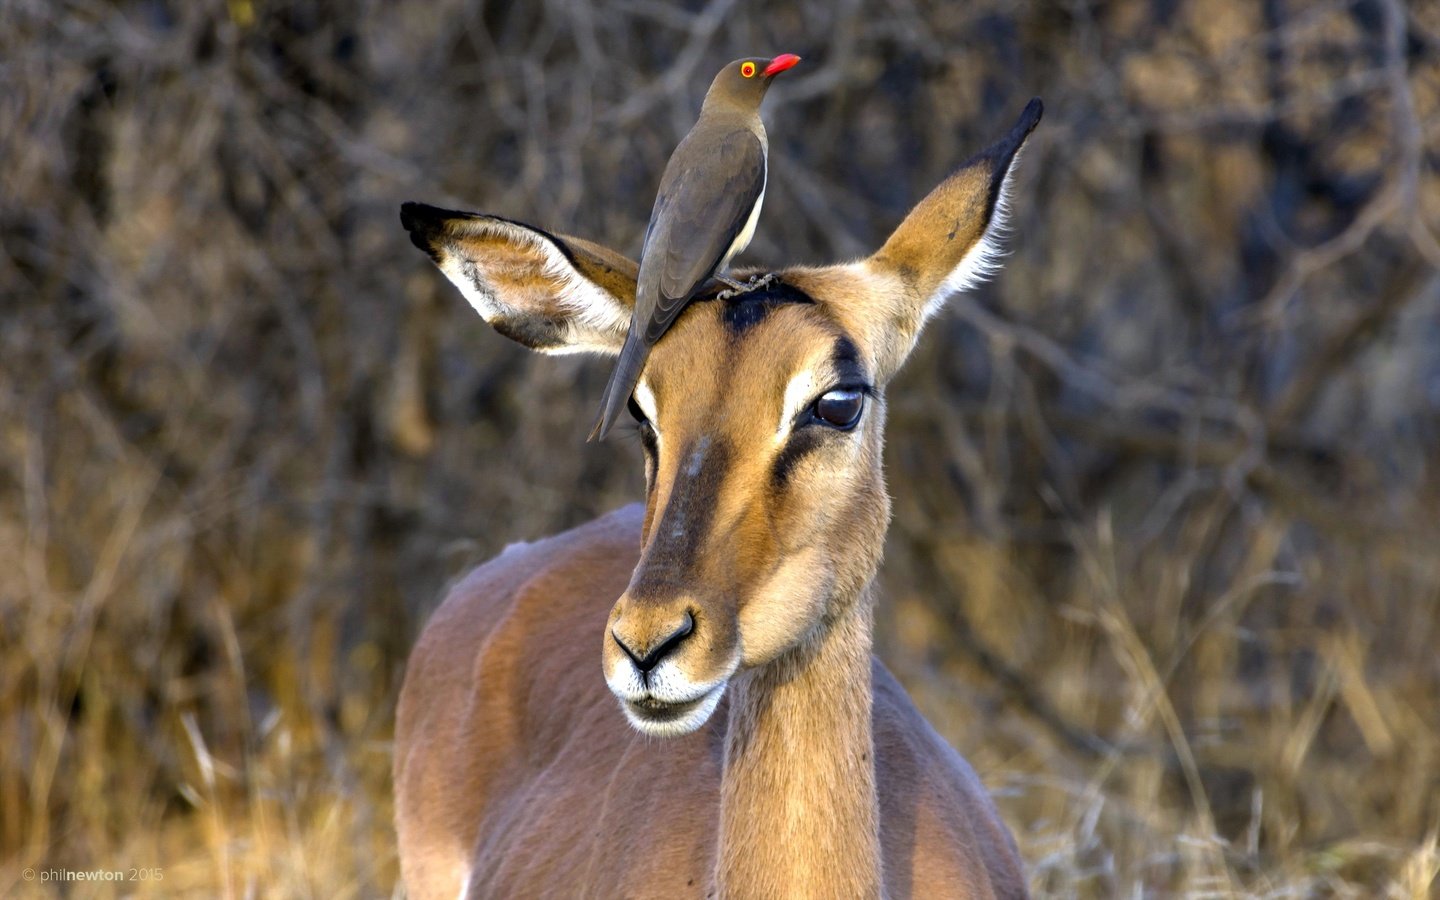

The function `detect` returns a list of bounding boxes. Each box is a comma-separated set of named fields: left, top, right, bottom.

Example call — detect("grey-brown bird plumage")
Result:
left=590, top=54, right=800, bottom=441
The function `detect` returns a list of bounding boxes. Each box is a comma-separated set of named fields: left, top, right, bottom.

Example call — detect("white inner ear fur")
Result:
left=438, top=252, right=504, bottom=323
left=920, top=148, right=1022, bottom=324
left=547, top=254, right=631, bottom=355
left=438, top=217, right=630, bottom=356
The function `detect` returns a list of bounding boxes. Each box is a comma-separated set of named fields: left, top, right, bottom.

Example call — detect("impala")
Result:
left=394, top=99, right=1042, bottom=899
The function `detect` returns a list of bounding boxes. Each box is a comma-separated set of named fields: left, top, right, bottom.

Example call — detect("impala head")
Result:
left=402, top=99, right=1041, bottom=737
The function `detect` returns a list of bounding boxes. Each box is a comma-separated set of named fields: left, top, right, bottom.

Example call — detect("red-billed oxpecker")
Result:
left=589, top=53, right=802, bottom=441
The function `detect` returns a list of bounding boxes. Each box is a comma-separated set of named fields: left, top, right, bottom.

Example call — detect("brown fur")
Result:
left=395, top=101, right=1042, bottom=899
left=395, top=507, right=1026, bottom=899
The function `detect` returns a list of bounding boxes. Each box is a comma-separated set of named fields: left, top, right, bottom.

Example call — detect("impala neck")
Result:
left=716, top=583, right=883, bottom=899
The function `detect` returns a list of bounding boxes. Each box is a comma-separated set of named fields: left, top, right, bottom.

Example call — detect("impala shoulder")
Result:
left=406, top=507, right=644, bottom=690
left=871, top=661, right=1028, bottom=899
left=442, top=505, right=644, bottom=604
left=497, top=503, right=645, bottom=592
left=872, top=662, right=998, bottom=809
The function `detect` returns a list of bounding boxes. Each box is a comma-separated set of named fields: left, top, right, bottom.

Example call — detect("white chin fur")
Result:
left=619, top=683, right=726, bottom=737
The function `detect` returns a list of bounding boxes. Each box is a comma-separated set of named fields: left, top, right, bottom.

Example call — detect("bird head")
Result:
left=705, top=53, right=801, bottom=109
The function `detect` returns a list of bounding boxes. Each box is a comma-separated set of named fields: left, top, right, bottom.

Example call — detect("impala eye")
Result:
left=812, top=389, right=865, bottom=430
left=627, top=396, right=656, bottom=438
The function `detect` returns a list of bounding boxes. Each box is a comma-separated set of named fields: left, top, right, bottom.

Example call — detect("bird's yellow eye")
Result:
left=740, top=62, right=756, bottom=78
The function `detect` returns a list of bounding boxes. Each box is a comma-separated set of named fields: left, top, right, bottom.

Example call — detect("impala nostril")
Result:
left=612, top=629, right=645, bottom=669
left=614, top=612, right=695, bottom=675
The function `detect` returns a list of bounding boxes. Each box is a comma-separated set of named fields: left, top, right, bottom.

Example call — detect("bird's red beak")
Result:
left=762, top=53, right=801, bottom=77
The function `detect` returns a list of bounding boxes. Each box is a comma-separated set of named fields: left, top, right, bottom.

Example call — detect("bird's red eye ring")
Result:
left=740, top=62, right=756, bottom=78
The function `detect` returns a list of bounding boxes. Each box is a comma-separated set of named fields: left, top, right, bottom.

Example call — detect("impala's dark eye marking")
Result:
left=790, top=336, right=870, bottom=433
left=811, top=389, right=865, bottom=430
left=772, top=427, right=822, bottom=490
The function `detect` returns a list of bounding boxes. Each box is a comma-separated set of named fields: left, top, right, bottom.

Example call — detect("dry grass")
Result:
left=2, top=0, right=1438, bottom=897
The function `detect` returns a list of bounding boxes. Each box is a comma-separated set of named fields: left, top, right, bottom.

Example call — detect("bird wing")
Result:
left=639, top=128, right=766, bottom=342
left=593, top=128, right=764, bottom=441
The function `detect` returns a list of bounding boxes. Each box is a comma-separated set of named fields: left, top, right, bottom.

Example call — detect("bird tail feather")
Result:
left=589, top=329, right=647, bottom=442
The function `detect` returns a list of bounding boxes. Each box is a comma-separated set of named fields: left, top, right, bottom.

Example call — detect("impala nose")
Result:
left=612, top=612, right=694, bottom=674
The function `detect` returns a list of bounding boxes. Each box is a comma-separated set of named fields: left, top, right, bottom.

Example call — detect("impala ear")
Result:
left=858, top=98, right=1042, bottom=378
left=401, top=203, right=637, bottom=355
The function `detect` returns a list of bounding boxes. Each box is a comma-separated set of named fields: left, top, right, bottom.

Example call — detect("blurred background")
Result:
left=3, top=0, right=1439, bottom=896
